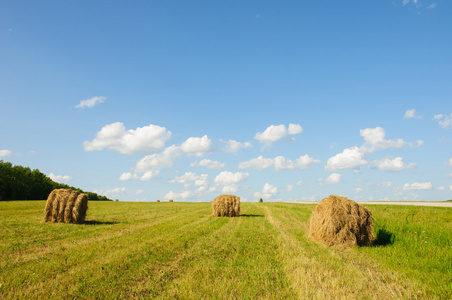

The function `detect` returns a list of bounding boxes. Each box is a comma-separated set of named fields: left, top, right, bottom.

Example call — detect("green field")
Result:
left=1, top=201, right=451, bottom=299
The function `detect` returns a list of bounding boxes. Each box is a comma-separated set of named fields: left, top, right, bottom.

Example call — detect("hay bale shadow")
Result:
left=241, top=214, right=264, bottom=218
left=374, top=227, right=395, bottom=246
left=84, top=220, right=120, bottom=226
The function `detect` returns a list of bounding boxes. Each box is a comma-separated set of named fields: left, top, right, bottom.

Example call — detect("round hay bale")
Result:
left=308, top=195, right=375, bottom=248
left=43, top=189, right=88, bottom=224
left=156, top=200, right=160, bottom=202
left=212, top=194, right=240, bottom=217
left=115, top=199, right=119, bottom=202
left=169, top=199, right=173, bottom=202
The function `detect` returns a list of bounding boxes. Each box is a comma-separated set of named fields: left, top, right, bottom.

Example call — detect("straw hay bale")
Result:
left=308, top=195, right=374, bottom=248
left=156, top=200, right=160, bottom=202
left=44, top=189, right=88, bottom=224
left=212, top=194, right=240, bottom=217
left=169, top=199, right=173, bottom=202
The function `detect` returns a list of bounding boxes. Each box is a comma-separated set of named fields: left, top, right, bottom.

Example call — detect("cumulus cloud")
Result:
left=164, top=190, right=192, bottom=201
left=434, top=114, right=452, bottom=129
left=239, top=154, right=320, bottom=171
left=136, top=189, right=144, bottom=195
left=49, top=173, right=72, bottom=183
left=450, top=184, right=452, bottom=192
left=180, top=135, right=212, bottom=156
left=325, top=173, right=342, bottom=184
left=254, top=123, right=303, bottom=145
left=360, top=127, right=408, bottom=152
left=0, top=149, right=13, bottom=157
left=190, top=159, right=226, bottom=169
left=288, top=123, right=303, bottom=135
left=214, top=171, right=249, bottom=194
left=403, top=182, right=433, bottom=191
left=140, top=170, right=160, bottom=181
left=135, top=145, right=181, bottom=173
left=445, top=158, right=452, bottom=167
left=220, top=139, right=252, bottom=153
left=84, top=122, right=172, bottom=154
left=319, top=173, right=342, bottom=185
left=169, top=172, right=208, bottom=189
left=325, top=127, right=422, bottom=171
left=325, top=147, right=367, bottom=171
left=102, top=187, right=126, bottom=197
left=254, top=183, right=278, bottom=200
left=119, top=172, right=134, bottom=181
left=375, top=157, right=416, bottom=171
left=404, top=109, right=422, bottom=119
left=75, top=96, right=106, bottom=108
left=286, top=185, right=294, bottom=192
left=238, top=156, right=274, bottom=171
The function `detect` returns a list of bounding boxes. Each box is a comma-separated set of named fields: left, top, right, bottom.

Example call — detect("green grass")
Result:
left=0, top=201, right=450, bottom=299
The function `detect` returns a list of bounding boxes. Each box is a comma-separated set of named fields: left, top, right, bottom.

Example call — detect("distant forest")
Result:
left=0, top=160, right=112, bottom=201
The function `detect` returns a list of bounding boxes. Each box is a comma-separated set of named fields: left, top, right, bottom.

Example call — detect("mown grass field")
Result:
left=0, top=201, right=451, bottom=299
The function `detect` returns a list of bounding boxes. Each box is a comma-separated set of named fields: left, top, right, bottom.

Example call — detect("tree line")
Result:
left=0, top=160, right=112, bottom=201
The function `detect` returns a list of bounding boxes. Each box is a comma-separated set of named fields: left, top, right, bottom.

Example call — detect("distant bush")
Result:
left=0, top=160, right=112, bottom=201
left=259, top=198, right=263, bottom=203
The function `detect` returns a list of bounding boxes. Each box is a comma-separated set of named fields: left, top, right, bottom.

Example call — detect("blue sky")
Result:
left=1, top=0, right=451, bottom=202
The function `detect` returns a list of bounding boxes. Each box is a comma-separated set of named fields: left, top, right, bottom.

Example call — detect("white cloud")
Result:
left=274, top=155, right=321, bottom=171
left=404, top=109, right=422, bottom=119
left=214, top=171, right=249, bottom=194
left=356, top=188, right=364, bottom=193
left=140, top=170, right=160, bottom=181
left=238, top=155, right=275, bottom=171
left=75, top=96, right=106, bottom=108
left=164, top=190, right=192, bottom=201
left=119, top=172, right=134, bottom=181
left=376, top=157, right=416, bottom=171
left=49, top=173, right=72, bottom=183
left=103, top=187, right=126, bottom=197
left=239, top=154, right=320, bottom=171
left=286, top=185, right=293, bottom=192
left=427, top=3, right=437, bottom=9
left=288, top=123, right=303, bottom=135
left=169, top=172, right=208, bottom=190
left=450, top=184, right=452, bottom=192
left=360, top=127, right=408, bottom=153
left=0, top=149, right=13, bottom=157
left=434, top=114, right=452, bottom=129
left=444, top=158, right=452, bottom=167
left=220, top=139, right=252, bottom=153
left=403, top=182, right=433, bottom=191
left=254, top=123, right=303, bottom=145
left=296, top=180, right=303, bottom=186
left=325, top=147, right=367, bottom=171
left=84, top=122, right=172, bottom=155
left=190, top=159, right=226, bottom=169
left=325, top=173, right=342, bottom=184
left=325, top=127, right=421, bottom=171
left=254, top=183, right=278, bottom=200
left=180, top=135, right=212, bottom=156
left=135, top=145, right=181, bottom=173
left=437, top=186, right=445, bottom=191
left=136, top=189, right=144, bottom=195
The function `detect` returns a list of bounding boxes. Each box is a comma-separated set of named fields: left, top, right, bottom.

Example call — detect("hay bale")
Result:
left=308, top=195, right=375, bottom=248
left=115, top=199, right=119, bottom=202
left=169, top=199, right=173, bottom=202
left=156, top=200, right=160, bottom=202
left=212, top=194, right=240, bottom=217
left=44, top=189, right=88, bottom=224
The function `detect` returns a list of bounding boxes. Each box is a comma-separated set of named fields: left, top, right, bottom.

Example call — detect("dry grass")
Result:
left=308, top=195, right=374, bottom=248
left=211, top=194, right=240, bottom=217
left=43, top=189, right=88, bottom=224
